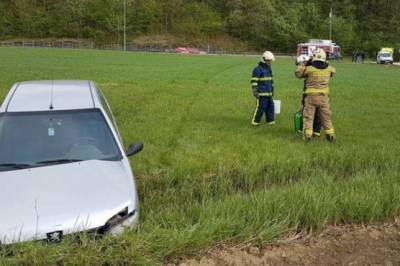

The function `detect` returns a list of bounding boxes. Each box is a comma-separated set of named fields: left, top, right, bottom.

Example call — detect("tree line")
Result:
left=0, top=0, right=399, bottom=56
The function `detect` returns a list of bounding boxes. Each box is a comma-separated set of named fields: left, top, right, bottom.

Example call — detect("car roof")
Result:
left=0, top=80, right=102, bottom=112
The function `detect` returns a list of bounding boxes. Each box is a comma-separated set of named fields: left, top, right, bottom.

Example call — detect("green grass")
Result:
left=0, top=47, right=399, bottom=265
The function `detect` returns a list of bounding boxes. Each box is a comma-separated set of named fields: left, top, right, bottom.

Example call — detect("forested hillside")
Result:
left=0, top=0, right=399, bottom=55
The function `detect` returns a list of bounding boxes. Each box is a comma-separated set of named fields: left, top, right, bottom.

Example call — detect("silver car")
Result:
left=0, top=80, right=143, bottom=244
left=376, top=51, right=393, bottom=64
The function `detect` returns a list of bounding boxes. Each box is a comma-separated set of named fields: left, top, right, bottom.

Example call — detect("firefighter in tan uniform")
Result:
left=295, top=48, right=336, bottom=142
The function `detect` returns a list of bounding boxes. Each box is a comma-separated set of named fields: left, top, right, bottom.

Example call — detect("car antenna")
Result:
left=49, top=80, right=54, bottom=110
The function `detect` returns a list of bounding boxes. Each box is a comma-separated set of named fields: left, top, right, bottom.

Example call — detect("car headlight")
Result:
left=100, top=207, right=139, bottom=235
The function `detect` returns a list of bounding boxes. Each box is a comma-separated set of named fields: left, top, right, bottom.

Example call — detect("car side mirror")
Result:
left=125, top=142, right=143, bottom=157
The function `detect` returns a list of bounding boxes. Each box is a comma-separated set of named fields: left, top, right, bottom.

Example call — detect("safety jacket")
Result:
left=295, top=61, right=336, bottom=95
left=251, top=62, right=274, bottom=96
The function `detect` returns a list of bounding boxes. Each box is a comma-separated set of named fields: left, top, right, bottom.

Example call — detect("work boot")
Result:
left=326, top=134, right=335, bottom=143
left=303, top=134, right=313, bottom=142
left=311, top=133, right=320, bottom=141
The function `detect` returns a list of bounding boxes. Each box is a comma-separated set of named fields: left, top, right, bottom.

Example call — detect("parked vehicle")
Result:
left=297, top=39, right=341, bottom=60
left=380, top=47, right=394, bottom=55
left=175, top=47, right=206, bottom=54
left=175, top=47, right=189, bottom=53
left=0, top=80, right=143, bottom=244
left=376, top=51, right=393, bottom=64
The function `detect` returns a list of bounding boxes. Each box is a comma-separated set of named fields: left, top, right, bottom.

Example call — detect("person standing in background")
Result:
left=250, top=51, right=276, bottom=126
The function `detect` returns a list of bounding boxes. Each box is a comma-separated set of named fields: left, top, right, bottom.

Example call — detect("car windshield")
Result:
left=380, top=53, right=390, bottom=58
left=0, top=109, right=122, bottom=170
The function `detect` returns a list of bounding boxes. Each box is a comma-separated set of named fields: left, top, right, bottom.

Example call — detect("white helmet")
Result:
left=296, top=54, right=310, bottom=65
left=262, top=51, right=275, bottom=62
left=313, top=48, right=326, bottom=62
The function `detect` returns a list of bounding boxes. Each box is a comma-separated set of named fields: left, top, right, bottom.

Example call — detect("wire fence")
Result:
left=0, top=39, right=295, bottom=57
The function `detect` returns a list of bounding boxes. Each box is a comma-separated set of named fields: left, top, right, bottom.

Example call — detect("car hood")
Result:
left=0, top=160, right=137, bottom=244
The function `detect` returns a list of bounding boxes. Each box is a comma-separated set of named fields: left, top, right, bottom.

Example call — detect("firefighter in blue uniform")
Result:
left=250, top=51, right=276, bottom=126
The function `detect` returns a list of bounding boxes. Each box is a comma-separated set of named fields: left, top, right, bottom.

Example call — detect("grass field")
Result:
left=0, top=47, right=399, bottom=265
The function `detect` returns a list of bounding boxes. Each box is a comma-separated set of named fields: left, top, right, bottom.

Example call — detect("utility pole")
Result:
left=329, top=7, right=332, bottom=41
left=124, top=0, right=126, bottom=51
left=329, top=7, right=333, bottom=56
left=117, top=17, right=120, bottom=48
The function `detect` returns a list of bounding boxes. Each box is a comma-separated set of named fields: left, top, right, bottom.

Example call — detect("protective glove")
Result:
left=252, top=87, right=259, bottom=98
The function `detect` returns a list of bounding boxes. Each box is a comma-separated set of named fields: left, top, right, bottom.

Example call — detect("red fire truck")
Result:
left=297, top=39, right=341, bottom=60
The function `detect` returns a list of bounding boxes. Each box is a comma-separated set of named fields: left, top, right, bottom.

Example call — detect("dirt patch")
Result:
left=132, top=34, right=178, bottom=46
left=180, top=219, right=400, bottom=266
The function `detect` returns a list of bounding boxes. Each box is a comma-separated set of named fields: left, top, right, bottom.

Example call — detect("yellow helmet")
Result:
left=313, top=48, right=326, bottom=62
left=262, top=51, right=275, bottom=62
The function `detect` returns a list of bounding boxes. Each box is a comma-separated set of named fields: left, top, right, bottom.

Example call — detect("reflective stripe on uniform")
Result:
left=251, top=77, right=273, bottom=86
left=304, top=88, right=329, bottom=95
left=304, top=128, right=313, bottom=137
left=259, top=92, right=273, bottom=96
left=251, top=77, right=258, bottom=86
left=251, top=77, right=273, bottom=81
left=325, top=128, right=335, bottom=134
left=251, top=98, right=260, bottom=124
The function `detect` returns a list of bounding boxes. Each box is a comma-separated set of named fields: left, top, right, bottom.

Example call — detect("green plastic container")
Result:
left=294, top=110, right=302, bottom=132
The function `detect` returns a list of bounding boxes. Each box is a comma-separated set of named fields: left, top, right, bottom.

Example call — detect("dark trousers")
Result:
left=252, top=96, right=275, bottom=124
left=313, top=110, right=322, bottom=133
